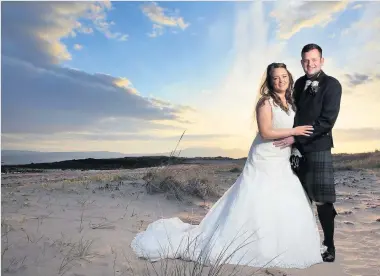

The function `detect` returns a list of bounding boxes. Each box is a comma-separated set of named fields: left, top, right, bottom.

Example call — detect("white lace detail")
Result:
left=131, top=97, right=323, bottom=268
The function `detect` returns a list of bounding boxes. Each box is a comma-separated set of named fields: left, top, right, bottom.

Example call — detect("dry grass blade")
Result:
left=58, top=237, right=97, bottom=276
left=143, top=130, right=220, bottom=201
left=4, top=256, right=27, bottom=273
left=1, top=219, right=14, bottom=262
left=144, top=164, right=219, bottom=202
left=145, top=171, right=185, bottom=200
left=333, top=150, right=380, bottom=170
left=132, top=222, right=280, bottom=276
left=169, top=130, right=186, bottom=158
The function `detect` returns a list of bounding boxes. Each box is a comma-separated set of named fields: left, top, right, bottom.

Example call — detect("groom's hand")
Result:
left=273, top=136, right=295, bottom=149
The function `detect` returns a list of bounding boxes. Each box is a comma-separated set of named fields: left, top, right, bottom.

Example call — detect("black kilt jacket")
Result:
left=293, top=70, right=342, bottom=154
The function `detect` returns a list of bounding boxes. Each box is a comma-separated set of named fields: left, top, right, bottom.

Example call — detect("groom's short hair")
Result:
left=301, top=43, right=322, bottom=57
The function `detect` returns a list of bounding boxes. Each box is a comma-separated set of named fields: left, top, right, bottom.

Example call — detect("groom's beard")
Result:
left=306, top=69, right=321, bottom=79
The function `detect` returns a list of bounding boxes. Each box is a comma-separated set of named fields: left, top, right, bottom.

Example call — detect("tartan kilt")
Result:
left=298, top=150, right=336, bottom=203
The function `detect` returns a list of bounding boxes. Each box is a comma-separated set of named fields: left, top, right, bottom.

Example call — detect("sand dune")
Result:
left=1, top=164, right=379, bottom=276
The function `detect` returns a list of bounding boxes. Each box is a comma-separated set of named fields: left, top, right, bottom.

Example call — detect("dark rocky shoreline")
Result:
left=1, top=151, right=379, bottom=173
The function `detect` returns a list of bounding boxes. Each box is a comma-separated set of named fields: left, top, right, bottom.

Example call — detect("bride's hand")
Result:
left=292, top=125, right=314, bottom=136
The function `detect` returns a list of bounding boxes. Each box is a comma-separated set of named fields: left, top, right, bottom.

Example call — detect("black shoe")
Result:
left=321, top=247, right=335, bottom=262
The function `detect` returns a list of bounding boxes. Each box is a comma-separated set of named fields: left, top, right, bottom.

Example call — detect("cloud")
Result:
left=2, top=56, right=189, bottom=134
left=1, top=131, right=235, bottom=154
left=334, top=128, right=380, bottom=142
left=73, top=44, right=83, bottom=50
left=344, top=73, right=380, bottom=87
left=190, top=1, right=289, bottom=136
left=183, top=1, right=380, bottom=155
left=87, top=2, right=129, bottom=41
left=149, top=98, right=196, bottom=113
left=3, top=1, right=378, bottom=155
left=345, top=73, right=369, bottom=87
left=1, top=2, right=192, bottom=146
left=338, top=2, right=380, bottom=74
left=270, top=1, right=349, bottom=39
left=141, top=2, right=189, bottom=37
left=76, top=22, right=94, bottom=34
left=352, top=4, right=363, bottom=10
left=3, top=132, right=232, bottom=144
left=148, top=24, right=165, bottom=38
left=1, top=2, right=127, bottom=66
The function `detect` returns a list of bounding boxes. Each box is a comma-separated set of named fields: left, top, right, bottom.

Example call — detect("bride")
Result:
left=131, top=63, right=323, bottom=269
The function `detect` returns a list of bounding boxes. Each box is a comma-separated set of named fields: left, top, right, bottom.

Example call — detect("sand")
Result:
left=1, top=164, right=379, bottom=276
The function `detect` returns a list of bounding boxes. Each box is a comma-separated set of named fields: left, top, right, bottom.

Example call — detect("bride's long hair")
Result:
left=256, top=62, right=296, bottom=113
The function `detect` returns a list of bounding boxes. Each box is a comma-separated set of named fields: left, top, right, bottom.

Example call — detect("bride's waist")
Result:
left=253, top=144, right=291, bottom=155
left=249, top=137, right=291, bottom=158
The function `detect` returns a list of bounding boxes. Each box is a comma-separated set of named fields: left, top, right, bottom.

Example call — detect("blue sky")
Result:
left=62, top=1, right=238, bottom=102
left=2, top=1, right=380, bottom=156
left=62, top=1, right=365, bottom=102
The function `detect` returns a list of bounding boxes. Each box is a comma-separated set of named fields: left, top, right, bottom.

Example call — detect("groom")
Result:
left=273, top=43, right=342, bottom=262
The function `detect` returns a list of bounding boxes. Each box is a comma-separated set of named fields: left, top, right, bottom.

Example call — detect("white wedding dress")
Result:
left=131, top=98, right=323, bottom=269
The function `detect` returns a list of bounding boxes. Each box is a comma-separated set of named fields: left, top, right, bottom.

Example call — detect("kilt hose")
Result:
left=298, top=150, right=336, bottom=204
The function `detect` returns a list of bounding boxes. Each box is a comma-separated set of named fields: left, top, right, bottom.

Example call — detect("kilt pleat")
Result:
left=299, top=150, right=336, bottom=203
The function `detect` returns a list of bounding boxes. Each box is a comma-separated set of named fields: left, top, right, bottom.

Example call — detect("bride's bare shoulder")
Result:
left=256, top=96, right=271, bottom=110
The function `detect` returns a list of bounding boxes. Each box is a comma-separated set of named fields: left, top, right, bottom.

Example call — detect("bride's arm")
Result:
left=256, top=99, right=313, bottom=140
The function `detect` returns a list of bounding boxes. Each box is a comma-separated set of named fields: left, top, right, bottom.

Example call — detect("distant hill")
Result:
left=166, top=147, right=247, bottom=159
left=1, top=150, right=127, bottom=165
left=1, top=147, right=247, bottom=165
left=1, top=150, right=379, bottom=173
left=1, top=155, right=189, bottom=173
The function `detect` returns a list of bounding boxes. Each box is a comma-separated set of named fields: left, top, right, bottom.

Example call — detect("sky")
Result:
left=1, top=1, right=380, bottom=157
